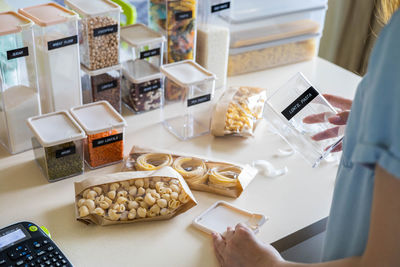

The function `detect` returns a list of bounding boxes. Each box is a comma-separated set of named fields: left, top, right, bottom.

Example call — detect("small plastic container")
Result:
left=196, top=0, right=230, bottom=89
left=70, top=101, right=127, bottom=169
left=120, top=23, right=165, bottom=67
left=27, top=111, right=86, bottom=182
left=81, top=64, right=122, bottom=113
left=0, top=11, right=41, bottom=154
left=122, top=59, right=162, bottom=113
left=64, top=0, right=121, bottom=70
left=19, top=3, right=82, bottom=114
left=160, top=60, right=216, bottom=140
left=263, top=73, right=343, bottom=167
left=149, top=0, right=198, bottom=63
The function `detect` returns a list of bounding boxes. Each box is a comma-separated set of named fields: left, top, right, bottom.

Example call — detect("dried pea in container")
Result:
left=122, top=59, right=162, bottom=113
left=70, top=101, right=127, bottom=169
left=0, top=11, right=40, bottom=154
left=65, top=0, right=121, bottom=70
left=81, top=64, right=122, bottom=113
left=27, top=111, right=86, bottom=182
left=120, top=23, right=165, bottom=67
left=160, top=60, right=216, bottom=140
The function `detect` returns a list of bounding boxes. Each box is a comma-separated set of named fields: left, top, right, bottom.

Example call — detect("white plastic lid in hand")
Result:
left=121, top=23, right=165, bottom=47
left=27, top=111, right=86, bottom=147
left=69, top=101, right=127, bottom=135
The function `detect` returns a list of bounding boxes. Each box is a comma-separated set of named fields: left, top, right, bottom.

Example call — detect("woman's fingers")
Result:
left=323, top=94, right=352, bottom=110
left=312, top=126, right=340, bottom=141
left=331, top=142, right=343, bottom=152
left=303, top=112, right=334, bottom=124
left=225, top=227, right=235, bottom=240
left=328, top=111, right=350, bottom=125
left=212, top=232, right=225, bottom=264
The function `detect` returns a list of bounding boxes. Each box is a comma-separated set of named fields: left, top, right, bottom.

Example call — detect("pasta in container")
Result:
left=74, top=166, right=197, bottom=225
left=123, top=146, right=258, bottom=198
left=211, top=86, right=267, bottom=137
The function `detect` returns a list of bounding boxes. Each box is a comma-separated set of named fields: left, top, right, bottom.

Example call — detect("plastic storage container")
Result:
left=70, top=101, right=127, bottom=169
left=0, top=11, right=41, bottom=154
left=120, top=23, right=165, bottom=67
left=64, top=0, right=121, bottom=70
left=122, top=59, right=162, bottom=113
left=149, top=0, right=197, bottom=63
left=160, top=60, right=216, bottom=140
left=81, top=64, right=122, bottom=113
left=223, top=0, right=327, bottom=76
left=19, top=3, right=82, bottom=114
left=196, top=0, right=230, bottom=89
left=27, top=111, right=86, bottom=182
left=263, top=73, right=343, bottom=167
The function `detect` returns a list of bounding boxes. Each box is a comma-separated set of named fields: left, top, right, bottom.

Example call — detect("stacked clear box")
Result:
left=19, top=3, right=82, bottom=114
left=160, top=60, right=216, bottom=140
left=81, top=64, right=122, bottom=113
left=0, top=11, right=41, bottom=154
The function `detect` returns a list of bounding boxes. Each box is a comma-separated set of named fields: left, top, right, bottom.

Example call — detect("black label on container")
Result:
left=281, top=87, right=319, bottom=121
left=93, top=24, right=118, bottom=37
left=140, top=48, right=161, bottom=59
left=97, top=80, right=118, bottom=92
left=92, top=133, right=123, bottom=148
left=7, top=47, right=29, bottom=60
left=139, top=80, right=161, bottom=94
left=175, top=11, right=192, bottom=21
left=48, top=35, right=78, bottom=51
left=55, top=145, right=76, bottom=158
left=187, top=94, right=211, bottom=107
left=211, top=2, right=231, bottom=13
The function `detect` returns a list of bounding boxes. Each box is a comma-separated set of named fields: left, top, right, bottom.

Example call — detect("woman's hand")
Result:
left=303, top=94, right=352, bottom=152
left=212, top=223, right=283, bottom=267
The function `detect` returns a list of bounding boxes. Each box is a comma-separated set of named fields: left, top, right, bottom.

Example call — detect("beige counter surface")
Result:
left=0, top=57, right=361, bottom=267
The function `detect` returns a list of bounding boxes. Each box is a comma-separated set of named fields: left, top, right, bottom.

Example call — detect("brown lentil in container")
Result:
left=90, top=72, right=121, bottom=113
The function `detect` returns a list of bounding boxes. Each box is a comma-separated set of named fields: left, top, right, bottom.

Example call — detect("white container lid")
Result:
left=121, top=23, right=165, bottom=47
left=70, top=101, right=127, bottom=135
left=160, top=60, right=216, bottom=87
left=64, top=0, right=121, bottom=17
left=81, top=63, right=121, bottom=76
left=27, top=111, right=86, bottom=147
left=192, top=201, right=267, bottom=235
left=122, top=59, right=162, bottom=84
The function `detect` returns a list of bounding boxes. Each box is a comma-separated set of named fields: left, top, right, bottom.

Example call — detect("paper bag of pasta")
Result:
left=211, top=86, right=267, bottom=137
left=74, top=167, right=197, bottom=225
left=123, top=146, right=258, bottom=198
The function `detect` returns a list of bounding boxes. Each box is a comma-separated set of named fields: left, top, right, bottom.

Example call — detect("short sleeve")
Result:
left=350, top=10, right=400, bottom=178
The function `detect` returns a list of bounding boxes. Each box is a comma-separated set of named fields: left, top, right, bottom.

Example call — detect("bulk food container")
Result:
left=149, top=0, right=197, bottom=63
left=160, top=60, right=216, bottom=140
left=64, top=0, right=121, bottom=70
left=223, top=0, right=327, bottom=76
left=27, top=111, right=86, bottom=182
left=122, top=59, right=162, bottom=113
left=196, top=0, right=230, bottom=89
left=81, top=64, right=122, bottom=113
left=19, top=3, right=82, bottom=114
left=120, top=23, right=165, bottom=67
left=70, top=101, right=127, bottom=169
left=0, top=11, right=40, bottom=154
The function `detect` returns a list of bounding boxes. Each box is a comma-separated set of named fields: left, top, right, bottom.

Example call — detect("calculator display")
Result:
left=0, top=227, right=29, bottom=251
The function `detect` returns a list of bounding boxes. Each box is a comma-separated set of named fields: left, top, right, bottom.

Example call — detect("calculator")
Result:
left=0, top=222, right=72, bottom=267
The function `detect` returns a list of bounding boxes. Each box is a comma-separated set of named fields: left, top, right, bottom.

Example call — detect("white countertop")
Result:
left=0, top=57, right=361, bottom=267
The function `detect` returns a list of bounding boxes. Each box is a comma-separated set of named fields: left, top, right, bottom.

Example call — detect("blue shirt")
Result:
left=322, top=10, right=400, bottom=260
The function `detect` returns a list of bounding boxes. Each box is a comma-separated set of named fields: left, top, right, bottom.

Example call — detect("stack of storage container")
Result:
left=223, top=0, right=328, bottom=76
left=65, top=0, right=123, bottom=113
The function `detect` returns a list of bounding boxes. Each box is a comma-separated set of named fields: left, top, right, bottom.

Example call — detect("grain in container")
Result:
left=64, top=0, right=121, bottom=70
left=0, top=11, right=40, bottom=154
left=70, top=101, right=127, bottom=169
left=19, top=3, right=82, bottom=114
left=160, top=60, right=216, bottom=140
left=149, top=0, right=197, bottom=63
left=122, top=59, right=162, bottom=113
left=81, top=64, right=122, bottom=113
left=196, top=0, right=230, bottom=89
left=120, top=23, right=165, bottom=67
left=27, top=111, right=86, bottom=182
